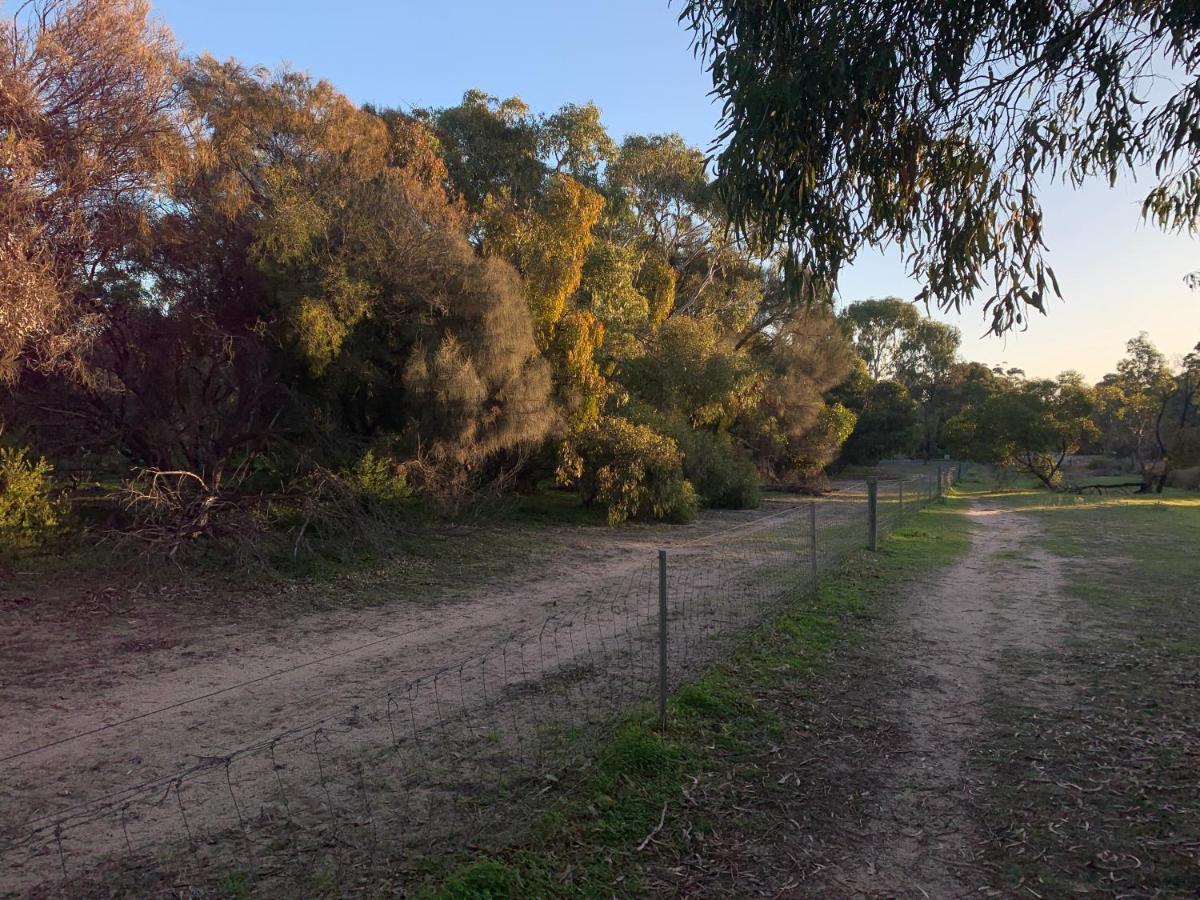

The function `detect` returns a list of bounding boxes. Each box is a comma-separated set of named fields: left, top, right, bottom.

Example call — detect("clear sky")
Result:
left=151, top=0, right=1200, bottom=382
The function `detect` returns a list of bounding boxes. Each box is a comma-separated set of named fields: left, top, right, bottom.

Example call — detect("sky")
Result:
left=151, top=0, right=1200, bottom=382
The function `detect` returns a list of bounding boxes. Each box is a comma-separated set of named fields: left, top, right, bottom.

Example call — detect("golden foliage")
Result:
left=550, top=309, right=609, bottom=431
left=481, top=174, right=605, bottom=346
left=637, top=256, right=677, bottom=330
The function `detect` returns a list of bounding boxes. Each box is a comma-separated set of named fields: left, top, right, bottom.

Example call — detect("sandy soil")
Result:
left=833, top=501, right=1068, bottom=897
left=1, top=480, right=907, bottom=893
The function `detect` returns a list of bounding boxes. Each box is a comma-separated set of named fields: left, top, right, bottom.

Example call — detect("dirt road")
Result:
left=2, top=480, right=905, bottom=893
left=835, top=501, right=1066, bottom=896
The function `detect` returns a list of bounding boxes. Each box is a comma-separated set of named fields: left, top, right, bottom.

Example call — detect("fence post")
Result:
left=867, top=477, right=879, bottom=551
left=657, top=549, right=668, bottom=731
left=898, top=479, right=904, bottom=521
left=809, top=501, right=818, bottom=595
left=936, top=464, right=943, bottom=500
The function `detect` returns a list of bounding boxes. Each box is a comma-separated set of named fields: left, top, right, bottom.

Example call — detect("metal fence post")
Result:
left=936, top=464, right=943, bottom=500
left=809, top=501, right=818, bottom=595
left=898, top=480, right=904, bottom=521
left=867, top=477, right=879, bottom=551
left=657, top=549, right=668, bottom=731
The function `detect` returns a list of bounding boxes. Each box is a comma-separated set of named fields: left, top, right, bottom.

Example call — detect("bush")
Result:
left=1168, top=427, right=1200, bottom=469
left=1167, top=466, right=1200, bottom=491
left=0, top=447, right=62, bottom=551
left=345, top=451, right=412, bottom=506
left=668, top=425, right=761, bottom=509
left=558, top=417, right=698, bottom=525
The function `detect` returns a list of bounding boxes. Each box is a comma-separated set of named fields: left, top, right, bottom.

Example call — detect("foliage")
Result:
left=838, top=299, right=921, bottom=381
left=482, top=174, right=606, bottom=346
left=624, top=316, right=760, bottom=430
left=4, top=5, right=866, bottom=550
left=0, top=448, right=62, bottom=550
left=739, top=311, right=858, bottom=482
left=0, top=0, right=178, bottom=381
left=681, top=0, right=1200, bottom=333
left=840, top=381, right=922, bottom=465
left=665, top=424, right=761, bottom=510
left=836, top=300, right=971, bottom=459
left=1168, top=429, right=1200, bottom=470
left=944, top=373, right=1096, bottom=489
left=558, top=417, right=698, bottom=525
left=346, top=451, right=412, bottom=506
left=1092, top=333, right=1199, bottom=489
left=894, top=319, right=962, bottom=457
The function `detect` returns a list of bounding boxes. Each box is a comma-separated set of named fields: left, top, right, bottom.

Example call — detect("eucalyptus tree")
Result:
left=681, top=0, right=1200, bottom=332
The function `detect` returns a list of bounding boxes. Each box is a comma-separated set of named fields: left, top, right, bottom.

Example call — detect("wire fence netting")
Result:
left=1, top=465, right=962, bottom=895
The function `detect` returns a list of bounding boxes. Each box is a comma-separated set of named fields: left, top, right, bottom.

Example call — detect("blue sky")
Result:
left=152, top=0, right=1199, bottom=381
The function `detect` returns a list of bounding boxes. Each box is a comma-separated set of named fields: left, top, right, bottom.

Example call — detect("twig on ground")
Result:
left=638, top=802, right=669, bottom=851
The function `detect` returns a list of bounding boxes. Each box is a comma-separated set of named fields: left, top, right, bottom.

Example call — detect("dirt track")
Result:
left=2, top=480, right=905, bottom=892
left=639, top=495, right=1072, bottom=899
left=836, top=501, right=1067, bottom=896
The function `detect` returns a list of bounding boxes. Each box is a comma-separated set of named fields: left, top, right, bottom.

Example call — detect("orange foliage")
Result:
left=0, top=0, right=178, bottom=379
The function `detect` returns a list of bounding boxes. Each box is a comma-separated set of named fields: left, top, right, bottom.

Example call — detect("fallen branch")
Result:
left=637, top=802, right=669, bottom=851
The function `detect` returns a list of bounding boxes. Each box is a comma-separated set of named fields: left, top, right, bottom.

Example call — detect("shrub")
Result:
left=668, top=425, right=761, bottom=509
left=558, top=416, right=698, bottom=525
left=1168, top=427, right=1200, bottom=469
left=1167, top=466, right=1200, bottom=491
left=345, top=451, right=411, bottom=506
left=0, top=447, right=62, bottom=551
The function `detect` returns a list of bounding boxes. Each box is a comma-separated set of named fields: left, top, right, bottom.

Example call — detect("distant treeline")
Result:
left=833, top=300, right=1200, bottom=492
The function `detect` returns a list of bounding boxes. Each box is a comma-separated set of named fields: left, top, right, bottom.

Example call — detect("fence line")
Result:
left=1, top=464, right=964, bottom=896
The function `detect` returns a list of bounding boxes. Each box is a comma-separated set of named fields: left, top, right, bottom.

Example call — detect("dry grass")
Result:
left=970, top=495, right=1200, bottom=897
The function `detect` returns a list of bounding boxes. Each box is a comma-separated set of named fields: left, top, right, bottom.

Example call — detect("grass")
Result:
left=971, top=489, right=1200, bottom=896
left=480, top=485, right=608, bottom=528
left=417, top=493, right=974, bottom=899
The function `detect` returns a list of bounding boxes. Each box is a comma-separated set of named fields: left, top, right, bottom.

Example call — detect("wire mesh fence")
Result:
left=1, top=464, right=964, bottom=896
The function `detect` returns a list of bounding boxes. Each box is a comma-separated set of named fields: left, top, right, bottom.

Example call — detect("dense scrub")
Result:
left=0, top=1, right=857, bottom=559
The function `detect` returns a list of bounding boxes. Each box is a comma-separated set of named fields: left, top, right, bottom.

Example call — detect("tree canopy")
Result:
left=1, top=0, right=864, bottom=548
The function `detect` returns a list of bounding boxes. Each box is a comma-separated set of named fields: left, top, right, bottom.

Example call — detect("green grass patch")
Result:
left=481, top=486, right=607, bottom=528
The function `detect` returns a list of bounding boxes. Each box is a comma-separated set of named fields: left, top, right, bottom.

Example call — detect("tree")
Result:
left=681, top=1, right=1200, bottom=333
left=945, top=373, right=1096, bottom=489
left=434, top=93, right=608, bottom=430
left=1117, top=333, right=1174, bottom=470
left=840, top=381, right=922, bottom=465
left=23, top=63, right=556, bottom=496
left=736, top=310, right=857, bottom=483
left=838, top=298, right=921, bottom=381
left=1166, top=343, right=1200, bottom=469
left=622, top=316, right=759, bottom=431
left=0, top=0, right=178, bottom=380
left=894, top=320, right=961, bottom=457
